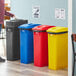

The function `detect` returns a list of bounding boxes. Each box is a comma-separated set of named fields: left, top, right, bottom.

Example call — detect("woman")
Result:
left=0, top=0, right=15, bottom=62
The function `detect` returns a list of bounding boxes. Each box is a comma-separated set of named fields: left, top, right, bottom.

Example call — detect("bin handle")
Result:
left=33, top=30, right=46, bottom=32
left=19, top=28, right=32, bottom=31
left=48, top=31, right=68, bottom=34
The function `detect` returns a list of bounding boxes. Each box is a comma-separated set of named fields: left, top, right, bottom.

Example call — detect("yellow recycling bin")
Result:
left=47, top=27, right=68, bottom=70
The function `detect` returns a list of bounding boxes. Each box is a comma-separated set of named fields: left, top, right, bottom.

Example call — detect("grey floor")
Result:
left=0, top=60, right=68, bottom=76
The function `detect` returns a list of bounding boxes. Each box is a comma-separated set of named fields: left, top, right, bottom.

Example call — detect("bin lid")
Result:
left=6, top=19, right=28, bottom=28
left=10, top=19, right=27, bottom=22
left=18, top=23, right=41, bottom=29
left=47, top=27, right=68, bottom=34
left=32, top=25, right=55, bottom=31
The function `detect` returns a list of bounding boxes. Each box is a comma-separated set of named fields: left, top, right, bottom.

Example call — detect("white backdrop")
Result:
left=5, top=0, right=10, bottom=3
left=5, top=0, right=10, bottom=6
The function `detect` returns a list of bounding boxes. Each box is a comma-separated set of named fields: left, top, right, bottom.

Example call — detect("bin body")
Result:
left=19, top=24, right=40, bottom=64
left=32, top=25, right=55, bottom=67
left=47, top=27, right=68, bottom=70
left=6, top=19, right=28, bottom=61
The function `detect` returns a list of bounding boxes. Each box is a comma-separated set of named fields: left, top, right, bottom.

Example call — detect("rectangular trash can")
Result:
left=18, top=23, right=40, bottom=64
left=47, top=27, right=68, bottom=70
left=6, top=19, right=28, bottom=61
left=32, top=25, right=55, bottom=67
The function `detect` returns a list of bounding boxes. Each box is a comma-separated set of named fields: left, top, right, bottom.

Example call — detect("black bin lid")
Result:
left=6, top=19, right=28, bottom=28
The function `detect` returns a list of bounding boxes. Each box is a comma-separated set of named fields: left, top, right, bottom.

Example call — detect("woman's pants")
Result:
left=0, top=24, right=2, bottom=34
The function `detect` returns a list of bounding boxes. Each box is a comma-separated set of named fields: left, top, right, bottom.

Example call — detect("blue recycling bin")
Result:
left=18, top=23, right=41, bottom=64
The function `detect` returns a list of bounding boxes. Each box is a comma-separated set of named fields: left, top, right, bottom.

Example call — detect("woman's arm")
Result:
left=5, top=10, right=14, bottom=17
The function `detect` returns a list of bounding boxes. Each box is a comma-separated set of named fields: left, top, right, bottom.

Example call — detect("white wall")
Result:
left=68, top=0, right=72, bottom=76
left=5, top=0, right=10, bottom=3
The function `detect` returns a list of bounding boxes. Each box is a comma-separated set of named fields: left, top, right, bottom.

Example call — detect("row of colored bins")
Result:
left=19, top=24, right=68, bottom=70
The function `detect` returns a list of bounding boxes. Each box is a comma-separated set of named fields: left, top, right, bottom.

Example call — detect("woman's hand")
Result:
left=73, top=34, right=76, bottom=42
left=12, top=15, right=17, bottom=19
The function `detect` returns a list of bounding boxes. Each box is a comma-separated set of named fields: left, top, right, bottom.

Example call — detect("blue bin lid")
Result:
left=18, top=23, right=41, bottom=29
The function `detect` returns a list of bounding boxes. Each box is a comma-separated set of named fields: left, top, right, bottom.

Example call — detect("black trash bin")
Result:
left=6, top=19, right=28, bottom=61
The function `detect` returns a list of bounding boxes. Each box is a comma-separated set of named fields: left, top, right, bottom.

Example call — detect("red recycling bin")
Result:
left=32, top=25, right=55, bottom=67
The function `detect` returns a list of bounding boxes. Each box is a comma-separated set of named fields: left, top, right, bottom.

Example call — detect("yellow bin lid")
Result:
left=47, top=27, right=68, bottom=34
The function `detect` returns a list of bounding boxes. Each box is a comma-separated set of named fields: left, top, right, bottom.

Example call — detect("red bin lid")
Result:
left=32, top=25, right=55, bottom=31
